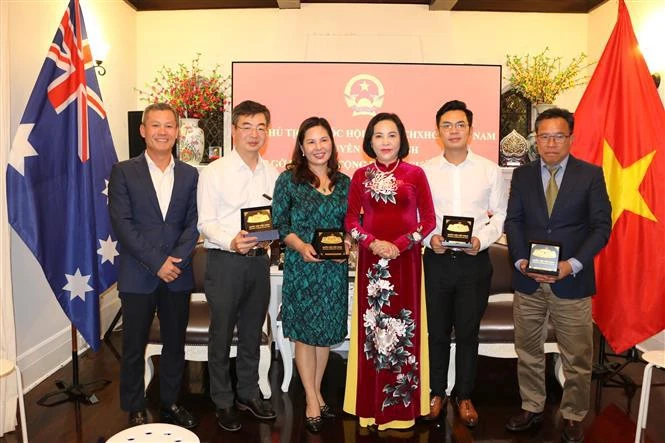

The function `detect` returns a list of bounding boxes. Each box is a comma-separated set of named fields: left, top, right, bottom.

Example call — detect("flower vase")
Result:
left=532, top=103, right=555, bottom=130
left=178, top=118, right=204, bottom=165
left=528, top=103, right=555, bottom=161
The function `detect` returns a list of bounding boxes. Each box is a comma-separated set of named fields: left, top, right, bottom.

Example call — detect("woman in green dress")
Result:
left=272, top=116, right=351, bottom=433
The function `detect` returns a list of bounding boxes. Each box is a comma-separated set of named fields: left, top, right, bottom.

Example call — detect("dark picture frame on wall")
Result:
left=127, top=110, right=177, bottom=158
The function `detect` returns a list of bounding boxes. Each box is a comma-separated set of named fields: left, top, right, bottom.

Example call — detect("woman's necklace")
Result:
left=374, top=159, right=400, bottom=176
left=317, top=176, right=332, bottom=194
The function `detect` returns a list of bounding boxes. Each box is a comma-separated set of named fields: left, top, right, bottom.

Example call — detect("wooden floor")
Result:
left=1, top=330, right=663, bottom=443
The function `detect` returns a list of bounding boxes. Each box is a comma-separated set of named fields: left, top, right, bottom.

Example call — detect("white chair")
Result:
left=0, top=359, right=28, bottom=442
left=144, top=293, right=273, bottom=399
left=276, top=277, right=354, bottom=392
left=144, top=244, right=272, bottom=399
left=634, top=349, right=665, bottom=443
left=446, top=293, right=564, bottom=395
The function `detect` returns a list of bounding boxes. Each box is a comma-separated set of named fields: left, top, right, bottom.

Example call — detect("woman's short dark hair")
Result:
left=286, top=117, right=341, bottom=188
left=362, top=113, right=410, bottom=160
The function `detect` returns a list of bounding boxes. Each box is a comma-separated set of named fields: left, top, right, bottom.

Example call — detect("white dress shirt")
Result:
left=422, top=150, right=508, bottom=251
left=197, top=149, right=279, bottom=251
left=145, top=152, right=175, bottom=221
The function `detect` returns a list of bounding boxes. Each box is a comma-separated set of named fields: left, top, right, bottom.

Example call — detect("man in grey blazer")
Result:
left=109, top=103, right=199, bottom=428
left=504, top=108, right=611, bottom=443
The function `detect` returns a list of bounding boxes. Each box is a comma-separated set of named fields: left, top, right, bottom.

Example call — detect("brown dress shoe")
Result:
left=456, top=398, right=478, bottom=427
left=505, top=409, right=544, bottom=432
left=422, top=395, right=447, bottom=421
left=562, top=419, right=584, bottom=442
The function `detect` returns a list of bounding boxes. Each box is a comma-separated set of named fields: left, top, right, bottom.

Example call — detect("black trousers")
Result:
left=423, top=248, right=492, bottom=399
left=119, top=285, right=190, bottom=412
left=205, top=250, right=270, bottom=409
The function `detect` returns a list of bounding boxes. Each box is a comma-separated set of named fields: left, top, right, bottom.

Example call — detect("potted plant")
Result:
left=138, top=54, right=230, bottom=164
left=505, top=47, right=592, bottom=108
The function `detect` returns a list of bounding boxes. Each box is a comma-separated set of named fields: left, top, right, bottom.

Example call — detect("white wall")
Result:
left=8, top=0, right=136, bottom=389
left=135, top=5, right=590, bottom=111
left=7, top=0, right=664, bottom=390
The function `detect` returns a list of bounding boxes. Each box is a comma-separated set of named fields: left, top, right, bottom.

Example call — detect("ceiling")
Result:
left=124, top=0, right=610, bottom=14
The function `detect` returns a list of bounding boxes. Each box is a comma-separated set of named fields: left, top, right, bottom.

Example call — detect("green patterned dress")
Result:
left=272, top=170, right=350, bottom=346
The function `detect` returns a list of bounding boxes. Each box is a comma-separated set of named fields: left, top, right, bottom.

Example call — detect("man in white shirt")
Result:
left=421, top=100, right=507, bottom=427
left=197, top=100, right=279, bottom=432
left=109, top=103, right=199, bottom=428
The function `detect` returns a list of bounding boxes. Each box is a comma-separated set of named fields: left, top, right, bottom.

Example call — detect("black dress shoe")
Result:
left=159, top=403, right=198, bottom=429
left=236, top=397, right=277, bottom=420
left=305, top=415, right=323, bottom=433
left=128, top=410, right=147, bottom=427
left=562, top=419, right=584, bottom=442
left=320, top=404, right=336, bottom=419
left=506, top=409, right=544, bottom=432
left=217, top=407, right=241, bottom=432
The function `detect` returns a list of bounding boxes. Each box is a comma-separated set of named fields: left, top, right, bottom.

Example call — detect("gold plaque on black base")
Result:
left=526, top=241, right=561, bottom=276
left=312, top=229, right=347, bottom=259
left=240, top=205, right=279, bottom=242
left=441, top=215, right=474, bottom=249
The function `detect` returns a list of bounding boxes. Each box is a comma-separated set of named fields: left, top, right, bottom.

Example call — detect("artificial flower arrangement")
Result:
left=138, top=53, right=230, bottom=118
left=505, top=47, right=593, bottom=104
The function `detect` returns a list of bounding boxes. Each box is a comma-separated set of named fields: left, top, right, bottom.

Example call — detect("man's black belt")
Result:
left=217, top=248, right=267, bottom=257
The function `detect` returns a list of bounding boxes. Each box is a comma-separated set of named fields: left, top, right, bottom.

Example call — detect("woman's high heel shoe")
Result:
left=305, top=415, right=323, bottom=433
left=320, top=404, right=336, bottom=419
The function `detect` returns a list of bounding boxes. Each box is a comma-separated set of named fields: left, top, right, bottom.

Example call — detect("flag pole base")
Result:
left=37, top=325, right=111, bottom=407
left=36, top=379, right=111, bottom=407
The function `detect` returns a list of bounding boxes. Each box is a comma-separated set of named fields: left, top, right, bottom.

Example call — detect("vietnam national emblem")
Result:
left=344, top=74, right=385, bottom=116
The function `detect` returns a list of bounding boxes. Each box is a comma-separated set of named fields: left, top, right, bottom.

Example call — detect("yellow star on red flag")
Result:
left=602, top=140, right=657, bottom=226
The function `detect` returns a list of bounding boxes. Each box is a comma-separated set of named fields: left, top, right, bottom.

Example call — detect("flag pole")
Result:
left=36, top=325, right=110, bottom=407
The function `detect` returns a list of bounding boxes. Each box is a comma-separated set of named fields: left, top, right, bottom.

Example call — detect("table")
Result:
left=107, top=423, right=199, bottom=443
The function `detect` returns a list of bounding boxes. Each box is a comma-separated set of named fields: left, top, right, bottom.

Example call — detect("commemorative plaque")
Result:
left=441, top=216, right=474, bottom=249
left=240, top=205, right=279, bottom=242
left=526, top=241, right=561, bottom=276
left=312, top=229, right=347, bottom=259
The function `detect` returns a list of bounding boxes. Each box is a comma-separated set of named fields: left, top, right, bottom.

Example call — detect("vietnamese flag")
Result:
left=571, top=0, right=665, bottom=353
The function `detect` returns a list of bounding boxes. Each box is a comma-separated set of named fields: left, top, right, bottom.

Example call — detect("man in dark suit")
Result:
left=109, top=103, right=199, bottom=428
left=504, top=108, right=611, bottom=443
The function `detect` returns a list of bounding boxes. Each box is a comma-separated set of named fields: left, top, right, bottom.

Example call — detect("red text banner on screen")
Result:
left=232, top=62, right=501, bottom=175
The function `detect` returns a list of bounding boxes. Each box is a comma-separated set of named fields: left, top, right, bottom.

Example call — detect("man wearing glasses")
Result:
left=422, top=100, right=507, bottom=426
left=504, top=108, right=611, bottom=443
left=197, top=100, right=279, bottom=431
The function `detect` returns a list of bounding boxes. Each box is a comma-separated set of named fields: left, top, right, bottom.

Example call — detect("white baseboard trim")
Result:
left=17, top=291, right=121, bottom=393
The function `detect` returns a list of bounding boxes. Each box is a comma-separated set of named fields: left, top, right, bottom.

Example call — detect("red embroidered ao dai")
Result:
left=343, top=160, right=435, bottom=430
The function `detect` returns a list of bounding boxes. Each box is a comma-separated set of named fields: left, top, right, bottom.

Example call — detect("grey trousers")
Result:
left=205, top=249, right=270, bottom=409
left=514, top=284, right=592, bottom=421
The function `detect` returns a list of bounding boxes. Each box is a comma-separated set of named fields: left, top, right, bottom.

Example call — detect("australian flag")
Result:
left=6, top=0, right=118, bottom=351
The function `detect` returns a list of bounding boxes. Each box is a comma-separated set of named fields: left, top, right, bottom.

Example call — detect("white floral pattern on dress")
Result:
left=351, top=227, right=367, bottom=242
left=363, top=166, right=397, bottom=204
left=363, top=258, right=418, bottom=411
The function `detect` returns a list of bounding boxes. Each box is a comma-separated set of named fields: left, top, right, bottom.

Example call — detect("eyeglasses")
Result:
left=536, top=134, right=571, bottom=144
left=234, top=124, right=267, bottom=134
left=439, top=122, right=468, bottom=131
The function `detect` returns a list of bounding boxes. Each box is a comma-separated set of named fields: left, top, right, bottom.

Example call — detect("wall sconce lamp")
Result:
left=94, top=59, right=106, bottom=76
left=653, top=73, right=661, bottom=89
